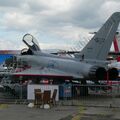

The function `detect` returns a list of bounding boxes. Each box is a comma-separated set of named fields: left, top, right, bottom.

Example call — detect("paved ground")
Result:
left=0, top=104, right=78, bottom=120
left=0, top=87, right=120, bottom=120
left=0, top=104, right=120, bottom=120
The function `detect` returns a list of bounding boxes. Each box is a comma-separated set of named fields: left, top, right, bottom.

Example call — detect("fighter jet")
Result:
left=11, top=12, right=120, bottom=91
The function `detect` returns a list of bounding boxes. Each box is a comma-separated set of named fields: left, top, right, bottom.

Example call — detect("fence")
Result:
left=0, top=83, right=120, bottom=107
left=59, top=84, right=120, bottom=107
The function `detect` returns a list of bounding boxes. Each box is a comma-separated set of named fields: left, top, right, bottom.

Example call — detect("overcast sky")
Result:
left=0, top=0, right=120, bottom=50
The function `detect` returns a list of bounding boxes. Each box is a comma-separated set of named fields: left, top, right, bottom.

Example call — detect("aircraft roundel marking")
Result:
left=47, top=60, right=58, bottom=68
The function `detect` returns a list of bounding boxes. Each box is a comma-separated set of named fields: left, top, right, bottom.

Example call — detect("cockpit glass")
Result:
left=23, top=34, right=33, bottom=46
left=22, top=34, right=40, bottom=51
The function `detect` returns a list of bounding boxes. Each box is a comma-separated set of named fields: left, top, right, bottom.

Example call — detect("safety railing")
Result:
left=58, top=84, right=120, bottom=107
left=0, top=83, right=120, bottom=107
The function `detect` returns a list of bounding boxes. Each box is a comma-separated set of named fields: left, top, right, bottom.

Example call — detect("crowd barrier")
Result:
left=0, top=83, right=120, bottom=107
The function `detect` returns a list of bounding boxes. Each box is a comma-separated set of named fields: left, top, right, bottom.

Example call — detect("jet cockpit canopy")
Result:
left=23, top=33, right=41, bottom=52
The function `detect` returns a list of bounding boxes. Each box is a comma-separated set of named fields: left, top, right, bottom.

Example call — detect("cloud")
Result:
left=0, top=38, right=24, bottom=50
left=0, top=0, right=23, bottom=7
left=2, top=12, right=33, bottom=31
left=0, top=0, right=120, bottom=50
left=50, top=25, right=90, bottom=41
left=99, top=1, right=120, bottom=19
left=40, top=42, right=72, bottom=50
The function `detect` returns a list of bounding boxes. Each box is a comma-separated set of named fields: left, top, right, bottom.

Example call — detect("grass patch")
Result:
left=0, top=104, right=8, bottom=109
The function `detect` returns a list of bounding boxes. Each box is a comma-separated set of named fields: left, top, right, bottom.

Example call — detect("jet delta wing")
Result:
left=12, top=67, right=82, bottom=79
left=13, top=12, right=120, bottom=81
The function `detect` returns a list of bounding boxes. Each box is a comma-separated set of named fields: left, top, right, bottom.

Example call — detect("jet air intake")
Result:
left=89, top=66, right=107, bottom=80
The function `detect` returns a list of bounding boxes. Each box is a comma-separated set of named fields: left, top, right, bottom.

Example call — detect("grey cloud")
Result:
left=39, top=0, right=120, bottom=30
left=34, top=0, right=106, bottom=30
left=1, top=0, right=120, bottom=50
left=23, top=1, right=49, bottom=14
left=0, top=0, right=48, bottom=14
left=0, top=0, right=24, bottom=7
left=1, top=0, right=120, bottom=36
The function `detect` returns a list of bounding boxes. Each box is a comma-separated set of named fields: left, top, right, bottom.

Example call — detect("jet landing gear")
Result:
left=80, top=80, right=88, bottom=96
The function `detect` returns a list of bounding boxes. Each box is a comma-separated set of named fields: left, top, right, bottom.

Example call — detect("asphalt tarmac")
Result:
left=0, top=104, right=120, bottom=120
left=0, top=104, right=78, bottom=120
left=0, top=87, right=120, bottom=120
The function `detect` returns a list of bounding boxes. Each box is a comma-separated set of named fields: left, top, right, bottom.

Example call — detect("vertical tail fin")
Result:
left=80, top=12, right=120, bottom=61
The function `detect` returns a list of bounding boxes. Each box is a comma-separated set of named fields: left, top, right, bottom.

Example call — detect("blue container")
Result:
left=59, top=83, right=72, bottom=98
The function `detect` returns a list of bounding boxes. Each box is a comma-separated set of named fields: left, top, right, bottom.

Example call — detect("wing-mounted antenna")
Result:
left=23, top=33, right=41, bottom=52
